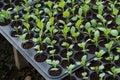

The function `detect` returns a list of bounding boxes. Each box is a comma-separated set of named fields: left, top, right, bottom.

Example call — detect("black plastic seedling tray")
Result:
left=1, top=0, right=120, bottom=80
left=0, top=22, right=119, bottom=80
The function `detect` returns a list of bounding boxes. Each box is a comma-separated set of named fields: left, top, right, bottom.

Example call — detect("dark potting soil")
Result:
left=22, top=41, right=34, bottom=49
left=90, top=72, right=100, bottom=80
left=61, top=59, right=75, bottom=68
left=75, top=67, right=89, bottom=78
left=48, top=67, right=62, bottom=76
left=0, top=19, right=11, bottom=26
left=62, top=75, right=76, bottom=80
left=34, top=54, right=47, bottom=62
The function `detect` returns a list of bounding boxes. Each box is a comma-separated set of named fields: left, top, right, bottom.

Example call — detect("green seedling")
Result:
left=116, top=47, right=120, bottom=53
left=107, top=66, right=120, bottom=78
left=43, top=37, right=56, bottom=48
left=34, top=45, right=43, bottom=54
left=97, top=14, right=106, bottom=27
left=66, top=64, right=75, bottom=76
left=105, top=41, right=114, bottom=54
left=92, top=30, right=100, bottom=47
left=99, top=73, right=105, bottom=80
left=82, top=72, right=88, bottom=80
left=62, top=42, right=74, bottom=50
left=49, top=49, right=56, bottom=58
left=64, top=51, right=73, bottom=62
left=44, top=8, right=52, bottom=17
left=85, top=22, right=93, bottom=38
left=0, top=10, right=11, bottom=23
left=70, top=26, right=80, bottom=42
left=62, top=25, right=70, bottom=40
left=106, top=54, right=119, bottom=63
left=58, top=0, right=66, bottom=11
left=78, top=39, right=90, bottom=54
left=76, top=55, right=90, bottom=70
left=94, top=50, right=105, bottom=61
left=45, top=1, right=53, bottom=9
left=90, top=64, right=104, bottom=74
left=75, top=19, right=83, bottom=31
left=46, top=59, right=60, bottom=71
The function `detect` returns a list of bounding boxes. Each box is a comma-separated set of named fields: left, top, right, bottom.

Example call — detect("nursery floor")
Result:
left=0, top=34, right=45, bottom=80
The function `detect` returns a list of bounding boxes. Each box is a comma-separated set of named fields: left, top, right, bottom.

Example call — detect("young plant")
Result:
left=58, top=0, right=66, bottom=11
left=78, top=39, right=90, bottom=54
left=105, top=41, right=114, bottom=54
left=45, top=1, right=53, bottom=10
left=36, top=19, right=44, bottom=31
left=63, top=10, right=70, bottom=23
left=0, top=10, right=11, bottom=23
left=91, top=19, right=97, bottom=29
left=90, top=64, right=104, bottom=74
left=94, top=50, right=105, bottom=61
left=64, top=51, right=73, bottom=62
left=18, top=33, right=28, bottom=43
left=43, top=37, right=56, bottom=48
left=116, top=47, right=120, bottom=53
left=66, top=64, right=75, bottom=76
left=14, top=6, right=19, bottom=15
left=97, top=14, right=106, bottom=27
left=99, top=73, right=105, bottom=80
left=33, top=31, right=43, bottom=43
left=96, top=1, right=104, bottom=15
left=98, top=27, right=111, bottom=41
left=106, top=54, right=119, bottom=63
left=47, top=18, right=58, bottom=38
left=44, top=8, right=53, bottom=17
left=49, top=49, right=56, bottom=58
left=46, top=59, right=60, bottom=71
left=76, top=55, right=90, bottom=70
left=85, top=22, right=93, bottom=38
left=62, top=42, right=74, bottom=50
left=66, top=0, right=75, bottom=14
left=82, top=72, right=88, bottom=80
left=23, top=22, right=31, bottom=34
left=62, top=24, right=70, bottom=40
left=82, top=2, right=90, bottom=17
left=70, top=26, right=80, bottom=42
left=107, top=66, right=120, bottom=78
left=92, top=30, right=100, bottom=47
left=34, top=45, right=43, bottom=54
left=110, top=3, right=119, bottom=17
left=75, top=19, right=83, bottom=31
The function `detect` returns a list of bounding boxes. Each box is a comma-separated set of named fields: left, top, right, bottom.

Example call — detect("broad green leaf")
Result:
left=116, top=15, right=120, bottom=25
left=110, top=29, right=118, bottom=37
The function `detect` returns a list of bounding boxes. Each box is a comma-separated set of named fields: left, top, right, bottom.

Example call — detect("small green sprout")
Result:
left=85, top=22, right=93, bottom=38
left=46, top=59, right=60, bottom=71
left=82, top=72, right=88, bottom=80
left=66, top=64, right=75, bottom=76
left=43, top=37, right=56, bottom=48
left=62, top=42, right=74, bottom=50
left=62, top=25, right=70, bottom=40
left=107, top=66, right=120, bottom=78
left=90, top=65, right=104, bottom=74
left=0, top=10, right=11, bottom=23
left=70, top=26, right=80, bottom=42
left=76, top=55, right=90, bottom=70
left=58, top=0, right=66, bottom=11
left=106, top=54, right=119, bottom=63
left=94, top=50, right=105, bottom=61
left=99, top=73, right=105, bottom=80
left=105, top=41, right=114, bottom=54
left=92, top=30, right=100, bottom=47
left=49, top=49, right=56, bottom=58
left=65, top=51, right=73, bottom=62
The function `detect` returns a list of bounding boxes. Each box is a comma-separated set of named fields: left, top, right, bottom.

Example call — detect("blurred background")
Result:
left=0, top=34, right=45, bottom=80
